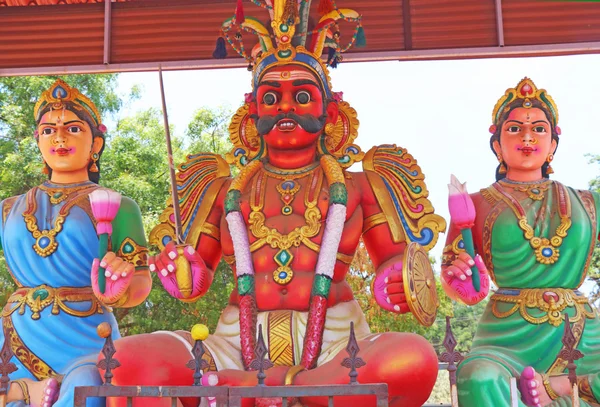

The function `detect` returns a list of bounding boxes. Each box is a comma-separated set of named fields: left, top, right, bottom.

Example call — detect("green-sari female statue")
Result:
left=442, top=77, right=600, bottom=407
left=0, top=79, right=152, bottom=407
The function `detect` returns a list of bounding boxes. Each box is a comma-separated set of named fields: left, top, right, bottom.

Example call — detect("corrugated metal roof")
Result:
left=1, top=0, right=600, bottom=74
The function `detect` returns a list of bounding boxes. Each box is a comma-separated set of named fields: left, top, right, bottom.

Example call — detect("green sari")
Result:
left=457, top=181, right=600, bottom=406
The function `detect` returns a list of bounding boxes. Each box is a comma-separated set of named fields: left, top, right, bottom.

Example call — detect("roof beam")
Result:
left=103, top=0, right=112, bottom=65
left=495, top=0, right=505, bottom=47
left=2, top=42, right=600, bottom=77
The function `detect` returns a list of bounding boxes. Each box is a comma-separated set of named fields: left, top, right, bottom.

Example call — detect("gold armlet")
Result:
left=12, top=380, right=31, bottom=405
left=284, top=365, right=306, bottom=385
left=362, top=212, right=387, bottom=235
left=542, top=374, right=560, bottom=401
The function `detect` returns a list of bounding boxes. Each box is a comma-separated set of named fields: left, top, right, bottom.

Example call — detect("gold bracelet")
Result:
left=104, top=290, right=130, bottom=309
left=542, top=373, right=560, bottom=401
left=284, top=365, right=306, bottom=385
left=12, top=380, right=31, bottom=405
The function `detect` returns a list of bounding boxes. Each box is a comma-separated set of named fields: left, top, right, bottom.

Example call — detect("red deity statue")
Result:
left=107, top=1, right=446, bottom=406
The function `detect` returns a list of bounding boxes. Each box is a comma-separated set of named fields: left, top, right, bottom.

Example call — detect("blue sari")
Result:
left=0, top=181, right=146, bottom=407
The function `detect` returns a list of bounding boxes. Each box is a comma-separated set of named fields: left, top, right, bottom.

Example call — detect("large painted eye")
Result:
left=41, top=127, right=55, bottom=136
left=67, top=125, right=83, bottom=134
left=533, top=126, right=547, bottom=133
left=295, top=91, right=311, bottom=104
left=263, top=92, right=278, bottom=106
left=507, top=125, right=520, bottom=133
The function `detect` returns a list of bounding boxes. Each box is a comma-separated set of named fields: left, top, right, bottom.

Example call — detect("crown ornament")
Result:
left=492, top=77, right=559, bottom=128
left=34, top=79, right=103, bottom=128
left=214, top=0, right=365, bottom=93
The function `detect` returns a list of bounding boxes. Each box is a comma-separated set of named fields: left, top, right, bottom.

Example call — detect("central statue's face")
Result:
left=253, top=65, right=336, bottom=152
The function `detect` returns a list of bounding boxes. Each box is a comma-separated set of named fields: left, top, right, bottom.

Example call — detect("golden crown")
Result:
left=492, top=77, right=559, bottom=127
left=34, top=79, right=103, bottom=128
left=213, top=0, right=365, bottom=96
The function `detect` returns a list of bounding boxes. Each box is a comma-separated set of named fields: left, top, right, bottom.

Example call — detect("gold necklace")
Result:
left=492, top=182, right=571, bottom=265
left=498, top=179, right=552, bottom=201
left=263, top=161, right=320, bottom=180
left=38, top=182, right=96, bottom=205
left=23, top=185, right=98, bottom=257
left=248, top=169, right=323, bottom=284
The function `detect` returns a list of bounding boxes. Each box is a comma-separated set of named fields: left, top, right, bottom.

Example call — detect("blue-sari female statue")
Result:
left=0, top=79, right=152, bottom=407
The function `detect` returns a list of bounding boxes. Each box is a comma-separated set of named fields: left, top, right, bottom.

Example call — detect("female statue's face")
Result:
left=493, top=107, right=557, bottom=175
left=37, top=109, right=102, bottom=177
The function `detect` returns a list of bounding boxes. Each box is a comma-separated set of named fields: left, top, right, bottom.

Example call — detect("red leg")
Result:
left=294, top=332, right=439, bottom=407
left=99, top=332, right=198, bottom=407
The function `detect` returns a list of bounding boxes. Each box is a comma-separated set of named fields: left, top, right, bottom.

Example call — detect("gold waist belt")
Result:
left=491, top=288, right=596, bottom=327
left=2, top=284, right=105, bottom=320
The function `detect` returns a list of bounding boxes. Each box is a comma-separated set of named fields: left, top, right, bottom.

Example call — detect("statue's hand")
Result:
left=373, top=261, right=409, bottom=314
left=149, top=241, right=211, bottom=300
left=91, top=251, right=135, bottom=306
left=442, top=252, right=490, bottom=305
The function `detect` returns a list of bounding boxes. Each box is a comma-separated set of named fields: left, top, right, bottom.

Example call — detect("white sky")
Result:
left=115, top=54, right=600, bottom=291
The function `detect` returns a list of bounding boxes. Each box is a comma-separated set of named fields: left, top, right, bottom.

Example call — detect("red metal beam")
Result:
left=2, top=41, right=600, bottom=77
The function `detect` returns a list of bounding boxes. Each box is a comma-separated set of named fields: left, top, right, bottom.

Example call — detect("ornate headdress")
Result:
left=220, top=0, right=365, bottom=170
left=492, top=77, right=559, bottom=128
left=34, top=79, right=103, bottom=129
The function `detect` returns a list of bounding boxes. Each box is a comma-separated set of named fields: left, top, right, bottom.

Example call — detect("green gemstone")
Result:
left=33, top=288, right=49, bottom=301
left=312, top=275, right=332, bottom=297
left=237, top=275, right=255, bottom=295
left=240, top=156, right=248, bottom=165
left=278, top=50, right=292, bottom=58
left=283, top=207, right=292, bottom=214
left=123, top=243, right=134, bottom=254
left=280, top=24, right=289, bottom=32
left=275, top=249, right=293, bottom=267
left=531, top=188, right=540, bottom=194
left=52, top=192, right=63, bottom=199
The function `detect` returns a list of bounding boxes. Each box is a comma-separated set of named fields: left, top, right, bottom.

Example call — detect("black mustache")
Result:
left=252, top=113, right=327, bottom=135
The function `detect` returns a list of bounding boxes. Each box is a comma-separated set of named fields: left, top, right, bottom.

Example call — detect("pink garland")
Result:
left=314, top=203, right=346, bottom=278
left=226, top=212, right=255, bottom=277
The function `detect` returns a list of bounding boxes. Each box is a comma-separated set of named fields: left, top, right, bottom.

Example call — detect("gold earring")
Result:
left=89, top=152, right=99, bottom=173
left=42, top=161, right=49, bottom=175
left=546, top=154, right=554, bottom=175
left=499, top=162, right=507, bottom=174
left=324, top=123, right=335, bottom=136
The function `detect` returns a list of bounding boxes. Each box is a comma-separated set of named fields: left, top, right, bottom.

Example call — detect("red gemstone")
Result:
left=521, top=84, right=533, bottom=96
left=281, top=35, right=290, bottom=43
left=543, top=291, right=559, bottom=303
left=282, top=195, right=292, bottom=203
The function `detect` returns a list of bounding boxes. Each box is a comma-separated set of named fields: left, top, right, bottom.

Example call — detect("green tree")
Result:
left=110, top=106, right=236, bottom=335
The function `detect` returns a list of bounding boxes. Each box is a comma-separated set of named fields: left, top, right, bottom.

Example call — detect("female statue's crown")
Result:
left=492, top=77, right=559, bottom=127
left=214, top=0, right=365, bottom=98
left=34, top=79, right=102, bottom=127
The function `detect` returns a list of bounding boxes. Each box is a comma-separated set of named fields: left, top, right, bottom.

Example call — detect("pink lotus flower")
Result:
left=333, top=92, right=344, bottom=102
left=448, top=174, right=476, bottom=229
left=89, top=189, right=122, bottom=235
left=98, top=124, right=107, bottom=133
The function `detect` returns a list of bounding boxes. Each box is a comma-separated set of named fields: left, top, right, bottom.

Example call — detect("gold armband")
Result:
left=541, top=374, right=560, bottom=401
left=284, top=365, right=306, bottom=385
left=104, top=290, right=130, bottom=309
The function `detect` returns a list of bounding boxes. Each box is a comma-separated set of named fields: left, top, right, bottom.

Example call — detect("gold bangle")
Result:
left=284, top=365, right=306, bottom=385
left=542, top=373, right=560, bottom=401
left=12, top=380, right=31, bottom=405
left=104, top=290, right=130, bottom=309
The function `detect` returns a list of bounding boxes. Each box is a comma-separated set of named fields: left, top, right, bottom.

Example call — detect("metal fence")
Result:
left=0, top=316, right=586, bottom=407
